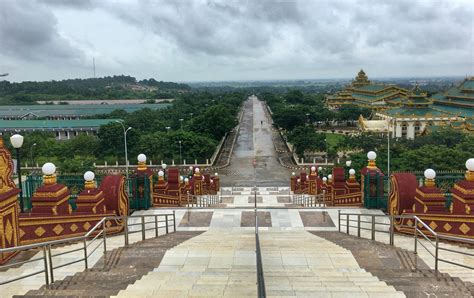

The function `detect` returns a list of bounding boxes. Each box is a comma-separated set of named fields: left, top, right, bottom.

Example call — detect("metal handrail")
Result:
left=254, top=186, right=266, bottom=297
left=0, top=212, right=176, bottom=286
left=338, top=211, right=474, bottom=271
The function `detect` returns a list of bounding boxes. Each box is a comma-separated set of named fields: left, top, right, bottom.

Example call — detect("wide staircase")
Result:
left=14, top=229, right=474, bottom=297
left=314, top=231, right=474, bottom=297
left=17, top=232, right=202, bottom=297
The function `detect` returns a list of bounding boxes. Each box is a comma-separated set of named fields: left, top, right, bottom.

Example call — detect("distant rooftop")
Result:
left=0, top=103, right=171, bottom=118
left=0, top=119, right=120, bottom=130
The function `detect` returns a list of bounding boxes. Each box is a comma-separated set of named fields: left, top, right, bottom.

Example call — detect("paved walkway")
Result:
left=219, top=96, right=292, bottom=187
left=114, top=230, right=403, bottom=297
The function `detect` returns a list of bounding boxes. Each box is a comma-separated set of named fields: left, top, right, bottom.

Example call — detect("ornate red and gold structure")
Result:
left=0, top=139, right=128, bottom=264
left=391, top=159, right=474, bottom=239
left=0, top=137, right=21, bottom=264
left=290, top=165, right=362, bottom=207
left=152, top=165, right=220, bottom=207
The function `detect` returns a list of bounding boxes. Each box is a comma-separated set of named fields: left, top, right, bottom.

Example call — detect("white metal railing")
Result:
left=292, top=194, right=326, bottom=207
left=0, top=212, right=176, bottom=286
left=338, top=211, right=474, bottom=271
left=185, top=192, right=220, bottom=207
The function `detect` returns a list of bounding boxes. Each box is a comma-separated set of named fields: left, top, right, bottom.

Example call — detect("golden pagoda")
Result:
left=326, top=70, right=408, bottom=110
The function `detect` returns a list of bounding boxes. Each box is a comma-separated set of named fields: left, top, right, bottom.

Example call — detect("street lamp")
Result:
left=115, top=120, right=132, bottom=187
left=305, top=113, right=310, bottom=124
left=165, top=126, right=171, bottom=132
left=387, top=118, right=394, bottom=195
left=178, top=140, right=182, bottom=164
left=179, top=119, right=184, bottom=130
left=10, top=134, right=24, bottom=212
left=29, top=143, right=37, bottom=167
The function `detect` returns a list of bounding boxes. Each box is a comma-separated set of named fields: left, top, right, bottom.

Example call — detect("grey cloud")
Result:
left=0, top=0, right=84, bottom=63
left=39, top=0, right=94, bottom=9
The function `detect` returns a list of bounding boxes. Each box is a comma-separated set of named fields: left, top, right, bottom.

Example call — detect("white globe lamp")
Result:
left=42, top=162, right=56, bottom=176
left=10, top=134, right=24, bottom=149
left=367, top=151, right=377, bottom=160
left=137, top=154, right=146, bottom=163
left=466, top=158, right=474, bottom=171
left=424, top=169, right=436, bottom=180
left=84, top=171, right=95, bottom=181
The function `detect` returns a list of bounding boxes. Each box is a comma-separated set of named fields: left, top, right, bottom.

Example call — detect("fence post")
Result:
left=338, top=210, right=341, bottom=232
left=155, top=215, right=158, bottom=238
left=102, top=220, right=107, bottom=254
left=346, top=214, right=349, bottom=234
left=414, top=217, right=418, bottom=254
left=389, top=216, right=394, bottom=246
left=165, top=214, right=169, bottom=234
left=124, top=216, right=129, bottom=246
left=173, top=210, right=176, bottom=232
left=141, top=216, right=146, bottom=240
left=357, top=214, right=361, bottom=237
left=44, top=246, right=51, bottom=285
left=371, top=216, right=375, bottom=240
left=83, top=239, right=88, bottom=269
left=435, top=235, right=439, bottom=272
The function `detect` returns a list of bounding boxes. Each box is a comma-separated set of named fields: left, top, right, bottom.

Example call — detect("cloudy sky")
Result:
left=0, top=0, right=472, bottom=82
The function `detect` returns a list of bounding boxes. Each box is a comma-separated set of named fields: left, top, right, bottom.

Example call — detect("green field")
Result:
left=325, top=133, right=345, bottom=149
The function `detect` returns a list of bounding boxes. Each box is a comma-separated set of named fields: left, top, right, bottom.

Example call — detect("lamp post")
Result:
left=178, top=140, right=182, bottom=164
left=29, top=143, right=37, bottom=167
left=387, top=118, right=393, bottom=195
left=10, top=134, right=24, bottom=212
left=165, top=126, right=171, bottom=133
left=179, top=118, right=184, bottom=130
left=305, top=113, right=310, bottom=125
left=115, top=120, right=132, bottom=189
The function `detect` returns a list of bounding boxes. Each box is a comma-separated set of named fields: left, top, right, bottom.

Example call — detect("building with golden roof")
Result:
left=373, top=79, right=474, bottom=139
left=326, top=70, right=408, bottom=109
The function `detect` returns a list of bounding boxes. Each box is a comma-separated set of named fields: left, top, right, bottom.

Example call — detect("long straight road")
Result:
left=219, top=96, right=292, bottom=186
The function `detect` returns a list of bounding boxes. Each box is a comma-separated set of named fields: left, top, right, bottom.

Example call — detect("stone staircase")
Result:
left=17, top=231, right=202, bottom=298
left=313, top=231, right=474, bottom=297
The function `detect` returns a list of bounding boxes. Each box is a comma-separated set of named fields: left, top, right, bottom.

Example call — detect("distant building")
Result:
left=0, top=119, right=119, bottom=140
left=0, top=103, right=170, bottom=120
left=326, top=70, right=408, bottom=109
left=359, top=79, right=473, bottom=139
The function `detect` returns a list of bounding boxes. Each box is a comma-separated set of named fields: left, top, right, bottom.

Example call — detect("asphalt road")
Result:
left=219, top=96, right=292, bottom=186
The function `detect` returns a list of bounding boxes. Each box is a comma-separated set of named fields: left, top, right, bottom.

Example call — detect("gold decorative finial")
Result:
left=42, top=162, right=57, bottom=185
left=367, top=151, right=377, bottom=168
left=137, top=154, right=147, bottom=171
left=424, top=169, right=436, bottom=187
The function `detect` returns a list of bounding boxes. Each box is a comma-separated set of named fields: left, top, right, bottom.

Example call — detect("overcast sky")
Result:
left=0, top=0, right=472, bottom=82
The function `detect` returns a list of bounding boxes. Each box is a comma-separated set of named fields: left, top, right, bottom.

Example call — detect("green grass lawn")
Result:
left=326, top=133, right=345, bottom=149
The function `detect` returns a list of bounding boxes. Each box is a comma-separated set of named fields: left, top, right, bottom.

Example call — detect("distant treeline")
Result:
left=0, top=75, right=191, bottom=105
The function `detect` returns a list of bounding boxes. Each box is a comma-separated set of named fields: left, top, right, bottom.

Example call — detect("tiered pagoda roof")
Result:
left=377, top=80, right=473, bottom=133
left=431, top=77, right=474, bottom=119
left=326, top=70, right=408, bottom=108
left=380, top=85, right=453, bottom=119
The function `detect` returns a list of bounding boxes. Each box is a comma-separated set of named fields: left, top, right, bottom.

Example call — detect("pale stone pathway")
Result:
left=114, top=230, right=404, bottom=297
